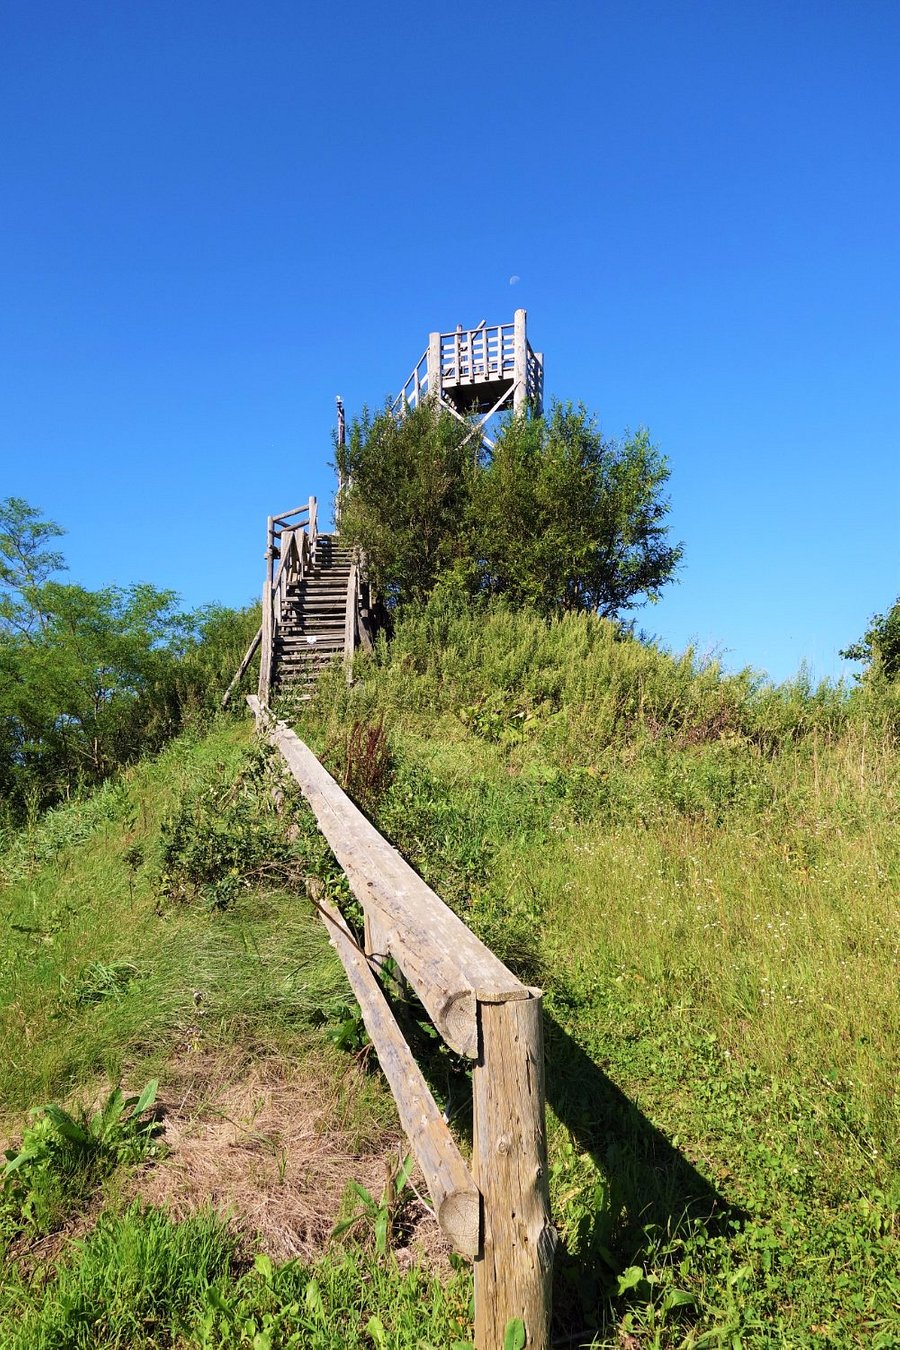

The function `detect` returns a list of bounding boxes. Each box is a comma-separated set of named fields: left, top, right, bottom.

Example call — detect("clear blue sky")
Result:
left=2, top=0, right=897, bottom=683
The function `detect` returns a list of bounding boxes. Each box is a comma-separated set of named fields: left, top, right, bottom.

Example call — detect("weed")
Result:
left=72, top=959, right=141, bottom=1007
left=1, top=1080, right=159, bottom=1244
left=331, top=715, right=394, bottom=811
left=158, top=742, right=307, bottom=907
left=332, top=1153, right=415, bottom=1257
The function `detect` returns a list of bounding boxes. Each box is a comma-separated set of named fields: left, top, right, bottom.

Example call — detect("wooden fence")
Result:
left=247, top=696, right=556, bottom=1349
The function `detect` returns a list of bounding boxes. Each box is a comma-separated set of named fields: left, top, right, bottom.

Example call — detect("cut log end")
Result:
left=437, top=1187, right=481, bottom=1260
left=440, top=989, right=479, bottom=1059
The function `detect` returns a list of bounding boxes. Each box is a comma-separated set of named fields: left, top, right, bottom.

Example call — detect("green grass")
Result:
left=0, top=719, right=415, bottom=1346
left=0, top=721, right=379, bottom=1123
left=2, top=601, right=898, bottom=1348
left=293, top=600, right=900, bottom=1347
left=0, top=1203, right=472, bottom=1349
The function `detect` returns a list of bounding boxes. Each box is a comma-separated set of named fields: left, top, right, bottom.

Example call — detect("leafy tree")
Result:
left=472, top=405, right=681, bottom=616
left=840, top=598, right=900, bottom=679
left=335, top=400, right=476, bottom=605
left=336, top=399, right=682, bottom=618
left=0, top=496, right=67, bottom=635
left=0, top=498, right=260, bottom=822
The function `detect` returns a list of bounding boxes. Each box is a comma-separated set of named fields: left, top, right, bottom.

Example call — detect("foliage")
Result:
left=0, top=1202, right=473, bottom=1349
left=330, top=715, right=394, bottom=811
left=158, top=742, right=308, bottom=908
left=1, top=1081, right=158, bottom=1244
left=335, top=400, right=682, bottom=618
left=298, top=604, right=900, bottom=1347
left=332, top=1154, right=415, bottom=1257
left=841, top=595, right=900, bottom=679
left=0, top=1203, right=238, bottom=1348
left=0, top=496, right=260, bottom=824
left=471, top=407, right=682, bottom=616
left=0, top=495, right=67, bottom=635
left=335, top=400, right=476, bottom=605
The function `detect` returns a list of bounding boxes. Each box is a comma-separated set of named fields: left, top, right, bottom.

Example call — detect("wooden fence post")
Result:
left=473, top=991, right=556, bottom=1350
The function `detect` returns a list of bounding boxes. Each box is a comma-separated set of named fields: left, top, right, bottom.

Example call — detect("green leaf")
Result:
left=662, top=1288, right=696, bottom=1312
left=394, top=1153, right=414, bottom=1192
left=253, top=1252, right=274, bottom=1284
left=374, top=1208, right=389, bottom=1256
left=366, top=1314, right=387, bottom=1348
left=503, top=1318, right=526, bottom=1350
left=133, top=1079, right=158, bottom=1117
left=305, top=1277, right=325, bottom=1323
left=616, top=1265, right=644, bottom=1296
left=43, top=1106, right=91, bottom=1148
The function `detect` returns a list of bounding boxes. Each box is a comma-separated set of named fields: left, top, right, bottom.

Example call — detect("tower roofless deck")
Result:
left=395, top=309, right=542, bottom=448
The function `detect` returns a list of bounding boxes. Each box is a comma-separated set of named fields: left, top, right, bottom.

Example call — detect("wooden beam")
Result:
left=254, top=712, right=528, bottom=1057
left=426, top=331, right=442, bottom=400
left=316, top=890, right=481, bottom=1258
left=513, top=308, right=527, bottom=415
left=221, top=626, right=262, bottom=709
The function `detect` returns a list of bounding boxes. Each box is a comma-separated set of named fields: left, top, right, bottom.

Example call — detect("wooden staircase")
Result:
left=274, top=533, right=353, bottom=690
left=251, top=498, right=373, bottom=704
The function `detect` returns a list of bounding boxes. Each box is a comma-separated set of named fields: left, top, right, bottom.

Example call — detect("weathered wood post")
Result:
left=257, top=515, right=276, bottom=703
left=427, top=330, right=442, bottom=403
left=513, top=308, right=528, bottom=415
left=473, top=989, right=556, bottom=1349
left=335, top=396, right=346, bottom=529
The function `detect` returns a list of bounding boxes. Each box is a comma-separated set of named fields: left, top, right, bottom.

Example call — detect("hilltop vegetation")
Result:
left=292, top=592, right=899, bottom=1346
left=336, top=401, right=681, bottom=615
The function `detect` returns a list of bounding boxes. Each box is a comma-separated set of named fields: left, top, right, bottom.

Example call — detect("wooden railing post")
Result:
left=258, top=516, right=276, bottom=703
left=427, top=330, right=442, bottom=403
left=343, top=559, right=358, bottom=680
left=308, top=496, right=317, bottom=557
left=473, top=990, right=555, bottom=1350
left=513, top=308, right=528, bottom=415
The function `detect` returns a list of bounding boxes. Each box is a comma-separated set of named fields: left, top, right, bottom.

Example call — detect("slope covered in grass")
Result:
left=0, top=718, right=471, bottom=1347
left=292, top=595, right=900, bottom=1348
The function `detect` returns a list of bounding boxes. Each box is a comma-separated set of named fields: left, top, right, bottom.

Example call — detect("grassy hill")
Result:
left=297, top=598, right=899, bottom=1347
left=0, top=601, right=897, bottom=1347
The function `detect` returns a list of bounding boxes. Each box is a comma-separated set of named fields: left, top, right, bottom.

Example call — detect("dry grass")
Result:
left=136, top=1047, right=451, bottom=1268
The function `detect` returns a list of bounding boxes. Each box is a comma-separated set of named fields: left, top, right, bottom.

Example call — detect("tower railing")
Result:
left=394, top=310, right=543, bottom=431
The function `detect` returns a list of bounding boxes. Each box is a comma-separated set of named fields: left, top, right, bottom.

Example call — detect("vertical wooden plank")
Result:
left=258, top=517, right=275, bottom=703
left=473, top=992, right=555, bottom=1350
left=427, top=331, right=441, bottom=402
left=364, top=906, right=392, bottom=978
left=513, top=308, right=527, bottom=414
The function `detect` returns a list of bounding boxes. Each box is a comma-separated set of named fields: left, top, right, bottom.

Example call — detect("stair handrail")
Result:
left=343, top=552, right=359, bottom=680
left=258, top=495, right=318, bottom=703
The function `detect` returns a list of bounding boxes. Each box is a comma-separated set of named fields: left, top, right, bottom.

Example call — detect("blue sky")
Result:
left=1, top=0, right=897, bottom=683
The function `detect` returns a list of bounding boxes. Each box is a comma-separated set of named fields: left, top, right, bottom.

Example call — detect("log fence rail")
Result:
left=247, top=696, right=556, bottom=1349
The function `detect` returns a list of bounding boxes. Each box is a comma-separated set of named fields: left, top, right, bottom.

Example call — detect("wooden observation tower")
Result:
left=394, top=308, right=543, bottom=448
